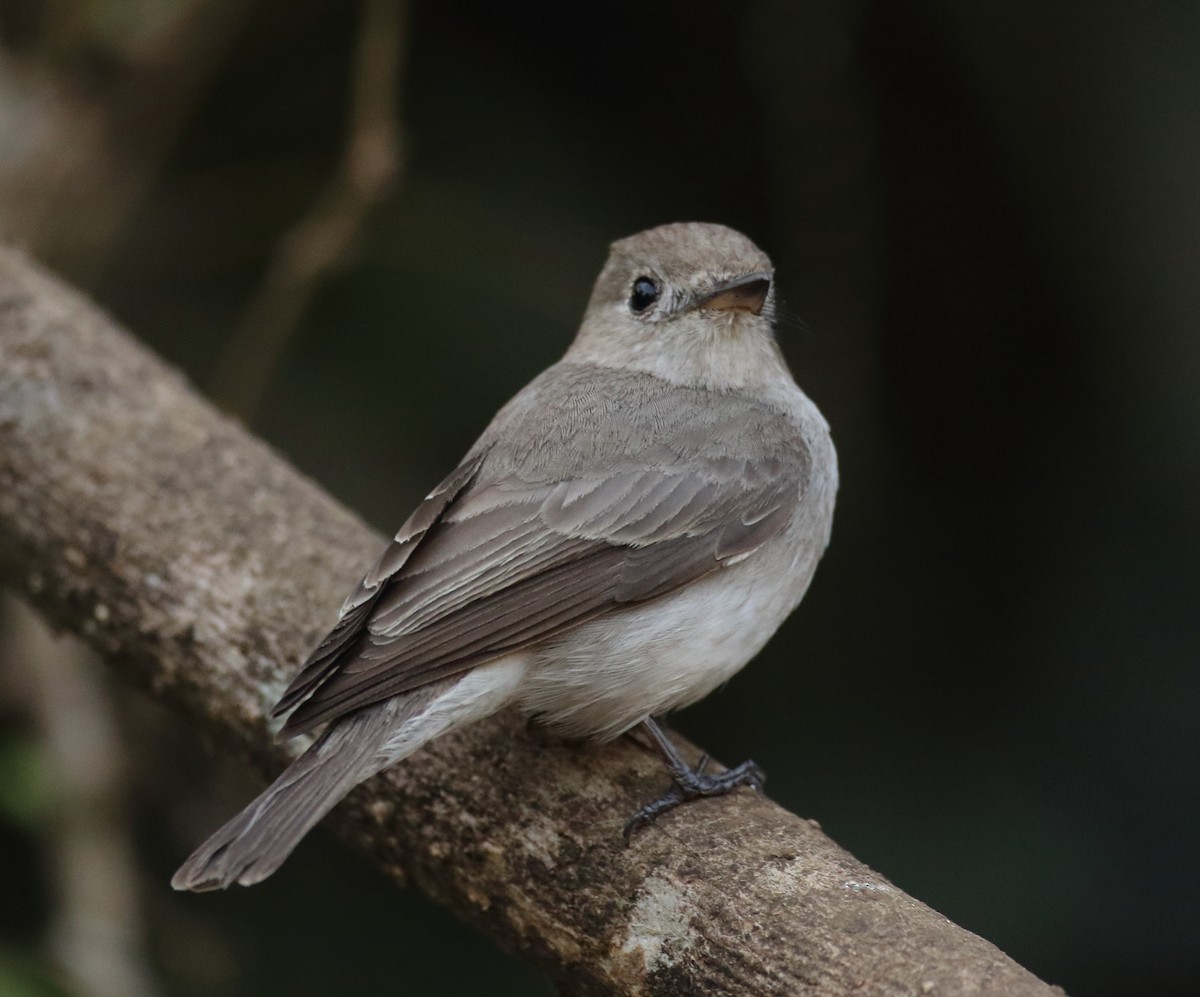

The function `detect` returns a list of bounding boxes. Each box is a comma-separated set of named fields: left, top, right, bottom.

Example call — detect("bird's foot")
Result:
left=624, top=719, right=765, bottom=842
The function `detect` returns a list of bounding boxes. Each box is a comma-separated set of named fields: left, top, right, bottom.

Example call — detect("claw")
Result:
left=624, top=718, right=766, bottom=842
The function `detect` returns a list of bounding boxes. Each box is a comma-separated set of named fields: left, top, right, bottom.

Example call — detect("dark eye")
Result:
left=629, top=276, right=661, bottom=314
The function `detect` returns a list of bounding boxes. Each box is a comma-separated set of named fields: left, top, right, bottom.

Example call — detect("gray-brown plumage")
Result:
left=172, top=222, right=837, bottom=891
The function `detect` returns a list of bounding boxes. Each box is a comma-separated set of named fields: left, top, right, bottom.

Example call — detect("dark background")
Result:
left=1, top=1, right=1197, bottom=995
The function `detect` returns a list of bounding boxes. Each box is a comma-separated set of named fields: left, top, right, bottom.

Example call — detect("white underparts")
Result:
left=374, top=655, right=529, bottom=767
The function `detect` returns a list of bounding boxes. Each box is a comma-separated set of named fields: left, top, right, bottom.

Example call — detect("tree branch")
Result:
left=209, top=0, right=407, bottom=420
left=0, top=246, right=1062, bottom=996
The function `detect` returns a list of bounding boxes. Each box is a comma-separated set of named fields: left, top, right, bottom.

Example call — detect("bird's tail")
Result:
left=171, top=701, right=396, bottom=891
left=171, top=659, right=527, bottom=891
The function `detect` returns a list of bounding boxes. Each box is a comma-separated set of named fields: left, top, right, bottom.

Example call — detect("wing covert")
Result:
left=280, top=458, right=801, bottom=735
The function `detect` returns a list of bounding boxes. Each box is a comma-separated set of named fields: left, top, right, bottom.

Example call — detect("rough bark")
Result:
left=0, top=246, right=1064, bottom=996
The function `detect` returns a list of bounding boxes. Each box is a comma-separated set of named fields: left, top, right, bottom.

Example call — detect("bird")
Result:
left=172, top=221, right=838, bottom=891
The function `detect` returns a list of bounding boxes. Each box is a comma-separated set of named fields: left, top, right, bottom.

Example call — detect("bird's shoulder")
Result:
left=473, top=361, right=812, bottom=487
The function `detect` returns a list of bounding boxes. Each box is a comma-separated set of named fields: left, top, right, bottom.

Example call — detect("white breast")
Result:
left=518, top=391, right=837, bottom=742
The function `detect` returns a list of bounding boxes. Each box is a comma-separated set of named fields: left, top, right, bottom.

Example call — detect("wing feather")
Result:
left=271, top=453, right=486, bottom=718
left=276, top=365, right=812, bottom=736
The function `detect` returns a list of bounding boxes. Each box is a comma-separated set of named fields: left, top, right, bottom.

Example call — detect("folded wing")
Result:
left=275, top=367, right=811, bottom=737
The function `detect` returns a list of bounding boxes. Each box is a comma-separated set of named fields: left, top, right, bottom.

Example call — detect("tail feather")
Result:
left=172, top=676, right=458, bottom=891
left=171, top=712, right=382, bottom=891
left=172, top=658, right=526, bottom=891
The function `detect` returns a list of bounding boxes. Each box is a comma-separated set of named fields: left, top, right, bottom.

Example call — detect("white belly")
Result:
left=516, top=468, right=835, bottom=741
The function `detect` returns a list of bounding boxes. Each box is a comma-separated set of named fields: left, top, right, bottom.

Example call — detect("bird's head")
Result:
left=567, top=222, right=787, bottom=390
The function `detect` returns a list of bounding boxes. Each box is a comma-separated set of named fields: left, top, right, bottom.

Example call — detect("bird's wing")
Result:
left=272, top=453, right=486, bottom=719
left=276, top=366, right=811, bottom=736
left=278, top=455, right=802, bottom=736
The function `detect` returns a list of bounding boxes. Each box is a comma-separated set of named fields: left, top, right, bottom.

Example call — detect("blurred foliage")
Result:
left=0, top=949, right=73, bottom=997
left=0, top=735, right=54, bottom=828
left=0, top=0, right=1197, bottom=995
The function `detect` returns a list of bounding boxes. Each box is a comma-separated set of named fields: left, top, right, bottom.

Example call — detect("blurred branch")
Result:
left=210, top=0, right=407, bottom=421
left=0, top=0, right=250, bottom=283
left=0, top=246, right=1063, bottom=996
left=0, top=598, right=160, bottom=997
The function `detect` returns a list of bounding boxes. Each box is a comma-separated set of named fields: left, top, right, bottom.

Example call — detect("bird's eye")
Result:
left=629, top=276, right=661, bottom=314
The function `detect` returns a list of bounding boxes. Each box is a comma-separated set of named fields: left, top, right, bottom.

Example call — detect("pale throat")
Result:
left=568, top=314, right=792, bottom=393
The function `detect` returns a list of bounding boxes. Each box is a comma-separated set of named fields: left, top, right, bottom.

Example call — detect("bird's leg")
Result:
left=624, top=717, right=765, bottom=841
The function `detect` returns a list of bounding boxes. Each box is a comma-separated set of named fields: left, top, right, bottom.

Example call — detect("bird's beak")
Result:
left=696, top=272, right=773, bottom=316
